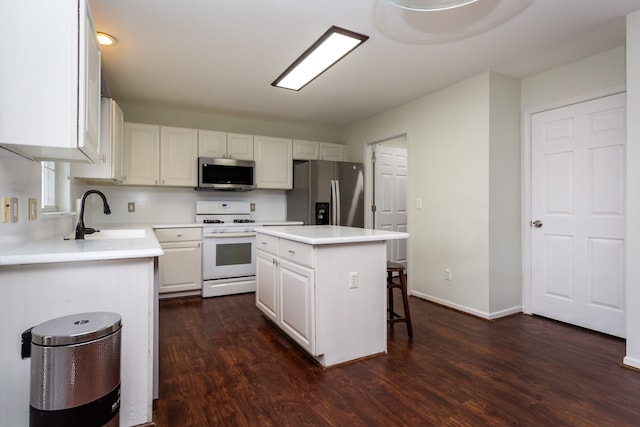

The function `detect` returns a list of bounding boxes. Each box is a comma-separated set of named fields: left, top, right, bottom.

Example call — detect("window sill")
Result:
left=40, top=211, right=75, bottom=220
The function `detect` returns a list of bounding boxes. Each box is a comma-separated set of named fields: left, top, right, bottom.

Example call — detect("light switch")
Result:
left=10, top=197, right=18, bottom=223
left=416, top=198, right=423, bottom=210
left=29, top=198, right=38, bottom=221
left=1, top=197, right=9, bottom=223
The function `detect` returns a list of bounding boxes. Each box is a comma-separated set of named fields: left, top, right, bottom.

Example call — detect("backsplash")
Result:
left=74, top=183, right=287, bottom=227
left=0, top=149, right=73, bottom=253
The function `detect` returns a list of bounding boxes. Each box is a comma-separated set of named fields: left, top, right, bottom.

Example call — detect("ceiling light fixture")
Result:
left=388, top=0, right=479, bottom=11
left=272, top=26, right=369, bottom=91
left=96, top=32, right=117, bottom=46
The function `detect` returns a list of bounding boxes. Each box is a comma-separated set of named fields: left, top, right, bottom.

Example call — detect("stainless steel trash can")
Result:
left=28, top=312, right=122, bottom=427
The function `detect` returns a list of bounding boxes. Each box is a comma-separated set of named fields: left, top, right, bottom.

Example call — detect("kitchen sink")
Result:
left=64, top=229, right=146, bottom=240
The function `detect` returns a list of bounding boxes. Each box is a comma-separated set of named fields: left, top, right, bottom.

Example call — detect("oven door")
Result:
left=202, top=232, right=256, bottom=280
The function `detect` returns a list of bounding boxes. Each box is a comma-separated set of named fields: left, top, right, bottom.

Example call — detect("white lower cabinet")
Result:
left=256, top=235, right=316, bottom=355
left=155, top=227, right=202, bottom=297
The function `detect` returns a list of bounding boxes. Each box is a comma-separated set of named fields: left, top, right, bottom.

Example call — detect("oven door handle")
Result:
left=203, top=232, right=256, bottom=238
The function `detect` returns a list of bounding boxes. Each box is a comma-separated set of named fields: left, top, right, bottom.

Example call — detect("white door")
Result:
left=374, top=144, right=408, bottom=265
left=531, top=93, right=626, bottom=338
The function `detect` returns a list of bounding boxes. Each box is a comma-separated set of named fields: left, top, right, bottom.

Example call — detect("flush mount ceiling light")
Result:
left=388, top=0, right=479, bottom=11
left=272, top=26, right=369, bottom=91
left=96, top=32, right=117, bottom=46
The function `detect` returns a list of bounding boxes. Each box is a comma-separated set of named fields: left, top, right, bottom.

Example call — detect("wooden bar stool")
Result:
left=387, top=261, right=413, bottom=339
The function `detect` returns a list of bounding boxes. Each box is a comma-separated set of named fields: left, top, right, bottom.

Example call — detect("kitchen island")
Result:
left=0, top=227, right=162, bottom=427
left=254, top=225, right=408, bottom=367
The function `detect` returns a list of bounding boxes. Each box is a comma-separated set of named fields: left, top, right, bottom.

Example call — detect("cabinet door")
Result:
left=198, top=130, right=227, bottom=158
left=123, top=123, right=160, bottom=185
left=256, top=250, right=278, bottom=323
left=319, top=143, right=345, bottom=161
left=279, top=259, right=316, bottom=355
left=160, top=126, right=198, bottom=186
left=159, top=241, right=202, bottom=293
left=255, top=136, right=292, bottom=189
left=77, top=0, right=101, bottom=163
left=293, top=140, right=320, bottom=160
left=228, top=133, right=254, bottom=160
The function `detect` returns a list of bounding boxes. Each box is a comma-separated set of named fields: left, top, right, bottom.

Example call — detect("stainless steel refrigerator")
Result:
left=287, top=160, right=364, bottom=227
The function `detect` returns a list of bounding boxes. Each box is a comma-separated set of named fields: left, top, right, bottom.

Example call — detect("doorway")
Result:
left=529, top=92, right=626, bottom=338
left=366, top=134, right=408, bottom=267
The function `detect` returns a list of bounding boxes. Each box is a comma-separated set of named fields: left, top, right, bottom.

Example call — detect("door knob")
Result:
left=532, top=220, right=543, bottom=228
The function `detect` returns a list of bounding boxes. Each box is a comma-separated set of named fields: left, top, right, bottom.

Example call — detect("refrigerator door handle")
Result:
left=335, top=180, right=341, bottom=226
left=330, top=180, right=337, bottom=225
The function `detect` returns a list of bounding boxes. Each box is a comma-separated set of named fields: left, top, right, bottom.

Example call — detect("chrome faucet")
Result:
left=75, top=190, right=112, bottom=240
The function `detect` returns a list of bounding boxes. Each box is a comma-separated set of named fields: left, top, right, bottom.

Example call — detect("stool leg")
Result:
left=388, top=276, right=395, bottom=321
left=399, top=270, right=413, bottom=339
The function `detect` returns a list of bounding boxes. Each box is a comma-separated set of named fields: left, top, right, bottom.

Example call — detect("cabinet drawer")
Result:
left=155, top=227, right=201, bottom=242
left=279, top=239, right=314, bottom=268
left=256, top=233, right=279, bottom=255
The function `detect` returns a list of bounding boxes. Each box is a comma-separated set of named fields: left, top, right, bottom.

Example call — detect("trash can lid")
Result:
left=31, top=312, right=122, bottom=346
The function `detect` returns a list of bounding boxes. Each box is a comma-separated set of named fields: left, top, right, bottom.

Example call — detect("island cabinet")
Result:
left=255, top=226, right=406, bottom=367
left=256, top=234, right=316, bottom=354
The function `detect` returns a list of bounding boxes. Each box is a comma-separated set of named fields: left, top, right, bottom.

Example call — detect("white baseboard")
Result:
left=623, top=356, right=640, bottom=370
left=410, top=291, right=522, bottom=320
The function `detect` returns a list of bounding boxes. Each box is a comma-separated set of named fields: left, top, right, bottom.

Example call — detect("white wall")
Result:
left=0, top=149, right=73, bottom=252
left=488, top=73, right=522, bottom=314
left=344, top=71, right=523, bottom=318
left=624, top=11, right=640, bottom=369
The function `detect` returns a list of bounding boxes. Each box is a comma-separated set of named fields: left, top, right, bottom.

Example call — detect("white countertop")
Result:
left=255, top=225, right=409, bottom=245
left=0, top=226, right=163, bottom=266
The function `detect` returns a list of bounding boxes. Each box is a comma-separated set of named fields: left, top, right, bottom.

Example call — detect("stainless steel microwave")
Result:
left=197, top=158, right=255, bottom=191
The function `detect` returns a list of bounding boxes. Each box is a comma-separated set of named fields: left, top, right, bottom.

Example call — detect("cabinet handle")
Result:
left=288, top=250, right=295, bottom=254
left=176, top=234, right=183, bottom=238
left=261, top=242, right=267, bottom=245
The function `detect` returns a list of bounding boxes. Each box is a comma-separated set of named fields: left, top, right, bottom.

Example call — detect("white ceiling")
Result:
left=89, top=0, right=640, bottom=127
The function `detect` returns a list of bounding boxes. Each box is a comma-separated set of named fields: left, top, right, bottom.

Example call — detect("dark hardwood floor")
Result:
left=153, top=293, right=640, bottom=426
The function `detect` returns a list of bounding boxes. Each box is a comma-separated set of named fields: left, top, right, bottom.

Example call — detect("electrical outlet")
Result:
left=29, top=198, right=37, bottom=221
left=10, top=197, right=18, bottom=223
left=128, top=202, right=135, bottom=213
left=1, top=197, right=9, bottom=223
left=250, top=203, right=255, bottom=212
left=349, top=271, right=358, bottom=289
left=445, top=269, right=452, bottom=281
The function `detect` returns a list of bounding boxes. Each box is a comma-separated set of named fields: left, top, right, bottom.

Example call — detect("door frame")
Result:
left=521, top=85, right=626, bottom=314
left=364, top=130, right=412, bottom=287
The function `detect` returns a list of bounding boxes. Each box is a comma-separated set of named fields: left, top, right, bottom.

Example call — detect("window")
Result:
left=41, top=161, right=71, bottom=213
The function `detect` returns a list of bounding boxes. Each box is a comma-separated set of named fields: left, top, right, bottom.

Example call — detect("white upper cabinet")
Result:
left=198, top=131, right=254, bottom=160
left=160, top=127, right=198, bottom=186
left=0, top=0, right=101, bottom=162
left=255, top=136, right=292, bottom=189
left=227, top=133, right=254, bottom=160
left=72, top=98, right=124, bottom=182
left=124, top=123, right=161, bottom=185
left=124, top=123, right=198, bottom=187
left=293, top=140, right=345, bottom=161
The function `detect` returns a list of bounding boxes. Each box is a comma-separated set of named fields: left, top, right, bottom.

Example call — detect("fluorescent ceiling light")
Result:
left=97, top=32, right=117, bottom=46
left=272, top=26, right=368, bottom=91
left=388, top=0, right=479, bottom=11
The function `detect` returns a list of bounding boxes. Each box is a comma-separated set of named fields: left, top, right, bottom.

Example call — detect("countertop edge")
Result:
left=255, top=225, right=409, bottom=245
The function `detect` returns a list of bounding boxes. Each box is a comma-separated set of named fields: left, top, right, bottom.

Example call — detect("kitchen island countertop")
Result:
left=254, top=225, right=408, bottom=245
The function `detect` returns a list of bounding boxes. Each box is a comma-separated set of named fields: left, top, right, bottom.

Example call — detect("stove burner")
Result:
left=203, top=219, right=225, bottom=224
left=233, top=219, right=255, bottom=223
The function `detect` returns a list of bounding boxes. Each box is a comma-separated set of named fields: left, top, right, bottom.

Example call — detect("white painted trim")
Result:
left=623, top=356, right=640, bottom=371
left=363, top=129, right=412, bottom=291
left=411, top=291, right=522, bottom=320
left=521, top=85, right=627, bottom=315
